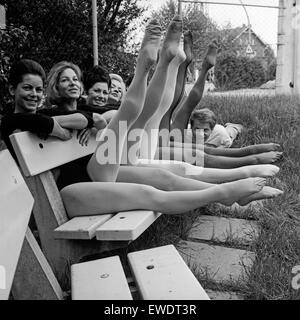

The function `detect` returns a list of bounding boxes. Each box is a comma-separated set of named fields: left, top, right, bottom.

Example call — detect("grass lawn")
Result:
left=130, top=94, right=300, bottom=300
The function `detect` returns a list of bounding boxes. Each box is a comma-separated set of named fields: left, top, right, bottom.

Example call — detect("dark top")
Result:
left=78, top=103, right=119, bottom=115
left=0, top=107, right=94, bottom=189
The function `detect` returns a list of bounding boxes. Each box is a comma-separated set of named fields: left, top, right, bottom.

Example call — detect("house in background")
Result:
left=226, top=24, right=275, bottom=69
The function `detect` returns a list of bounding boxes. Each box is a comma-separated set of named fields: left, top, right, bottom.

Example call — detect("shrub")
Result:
left=215, top=54, right=266, bottom=91
left=0, top=25, right=29, bottom=114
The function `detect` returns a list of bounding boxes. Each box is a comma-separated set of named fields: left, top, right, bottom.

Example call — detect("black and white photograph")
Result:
left=0, top=0, right=299, bottom=305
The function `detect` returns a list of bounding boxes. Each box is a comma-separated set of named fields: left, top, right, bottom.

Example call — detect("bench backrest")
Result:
left=10, top=131, right=98, bottom=177
left=0, top=150, right=34, bottom=299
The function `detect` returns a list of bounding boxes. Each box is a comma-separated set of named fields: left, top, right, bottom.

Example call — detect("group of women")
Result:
left=0, top=15, right=284, bottom=218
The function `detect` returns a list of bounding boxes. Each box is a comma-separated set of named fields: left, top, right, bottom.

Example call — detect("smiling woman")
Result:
left=8, top=59, right=46, bottom=113
left=9, top=74, right=44, bottom=114
left=108, top=73, right=126, bottom=106
left=83, top=65, right=111, bottom=109
left=46, top=61, right=84, bottom=111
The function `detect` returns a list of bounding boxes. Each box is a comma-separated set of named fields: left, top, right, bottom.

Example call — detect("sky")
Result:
left=139, top=0, right=279, bottom=52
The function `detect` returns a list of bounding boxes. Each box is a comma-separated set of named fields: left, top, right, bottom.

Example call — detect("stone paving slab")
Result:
left=187, top=215, right=260, bottom=246
left=177, top=241, right=255, bottom=286
left=205, top=289, right=245, bottom=300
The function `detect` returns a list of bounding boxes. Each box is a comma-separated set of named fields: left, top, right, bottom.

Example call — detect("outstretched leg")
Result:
left=171, top=141, right=282, bottom=157
left=87, top=19, right=162, bottom=182
left=124, top=15, right=183, bottom=165
left=137, top=159, right=280, bottom=183
left=139, top=38, right=186, bottom=160
left=156, top=145, right=283, bottom=168
left=171, top=40, right=218, bottom=135
left=159, top=31, right=193, bottom=135
left=61, top=178, right=281, bottom=217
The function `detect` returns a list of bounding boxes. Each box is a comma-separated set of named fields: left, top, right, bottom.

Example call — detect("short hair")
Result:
left=190, top=108, right=217, bottom=130
left=83, top=65, right=111, bottom=92
left=8, top=59, right=46, bottom=88
left=46, top=61, right=83, bottom=105
left=109, top=73, right=126, bottom=99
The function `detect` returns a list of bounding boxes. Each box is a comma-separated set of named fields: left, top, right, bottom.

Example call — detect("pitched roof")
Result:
left=231, top=24, right=267, bottom=47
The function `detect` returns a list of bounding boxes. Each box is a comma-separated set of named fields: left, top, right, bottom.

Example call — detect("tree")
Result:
left=215, top=54, right=266, bottom=90
left=0, top=0, right=146, bottom=114
left=0, top=25, right=29, bottom=113
left=0, top=0, right=145, bottom=75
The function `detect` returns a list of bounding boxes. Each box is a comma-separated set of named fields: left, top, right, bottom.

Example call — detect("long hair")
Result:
left=46, top=61, right=83, bottom=105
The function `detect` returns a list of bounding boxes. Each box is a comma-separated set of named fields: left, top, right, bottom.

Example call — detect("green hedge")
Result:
left=214, top=54, right=266, bottom=91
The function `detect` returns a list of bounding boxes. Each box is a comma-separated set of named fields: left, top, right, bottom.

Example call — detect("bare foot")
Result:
left=256, top=151, right=283, bottom=164
left=218, top=177, right=266, bottom=206
left=251, top=143, right=282, bottom=154
left=202, top=39, right=218, bottom=70
left=184, top=31, right=193, bottom=65
left=173, top=37, right=186, bottom=65
left=246, top=164, right=280, bottom=178
left=238, top=186, right=283, bottom=206
left=138, top=19, right=162, bottom=71
left=160, top=15, right=183, bottom=62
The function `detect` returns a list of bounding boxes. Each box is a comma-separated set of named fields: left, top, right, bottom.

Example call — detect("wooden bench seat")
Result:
left=71, top=256, right=132, bottom=300
left=128, top=245, right=210, bottom=300
left=9, top=131, right=162, bottom=291
left=71, top=245, right=209, bottom=300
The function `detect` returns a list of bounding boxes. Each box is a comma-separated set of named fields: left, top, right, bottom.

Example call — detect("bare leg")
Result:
left=173, top=141, right=282, bottom=157
left=159, top=31, right=193, bottom=134
left=136, top=159, right=280, bottom=183
left=171, top=40, right=218, bottom=135
left=61, top=178, right=276, bottom=217
left=139, top=39, right=186, bottom=160
left=124, top=15, right=183, bottom=165
left=117, top=165, right=214, bottom=190
left=204, top=143, right=282, bottom=157
left=156, top=146, right=283, bottom=168
left=87, top=19, right=162, bottom=182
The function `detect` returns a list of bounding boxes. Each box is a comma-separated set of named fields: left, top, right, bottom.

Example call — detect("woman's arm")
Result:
left=52, top=113, right=89, bottom=130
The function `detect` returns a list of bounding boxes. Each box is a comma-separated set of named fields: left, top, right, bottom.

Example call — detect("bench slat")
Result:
left=10, top=131, right=97, bottom=177
left=54, top=215, right=113, bottom=240
left=71, top=256, right=132, bottom=300
left=95, top=211, right=162, bottom=241
left=128, top=245, right=210, bottom=300
left=0, top=150, right=34, bottom=300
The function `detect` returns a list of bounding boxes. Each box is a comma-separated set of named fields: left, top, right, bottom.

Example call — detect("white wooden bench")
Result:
left=71, top=245, right=210, bottom=300
left=0, top=150, right=64, bottom=300
left=0, top=150, right=34, bottom=299
left=9, top=131, right=161, bottom=291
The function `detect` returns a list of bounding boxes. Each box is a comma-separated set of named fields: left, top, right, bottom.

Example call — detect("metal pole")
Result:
left=92, top=0, right=99, bottom=66
left=178, top=0, right=182, bottom=15
left=178, top=0, right=283, bottom=10
left=238, top=0, right=251, bottom=45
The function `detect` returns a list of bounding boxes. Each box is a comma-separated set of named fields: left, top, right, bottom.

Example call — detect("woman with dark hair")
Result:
left=79, top=65, right=118, bottom=123
left=0, top=59, right=95, bottom=159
